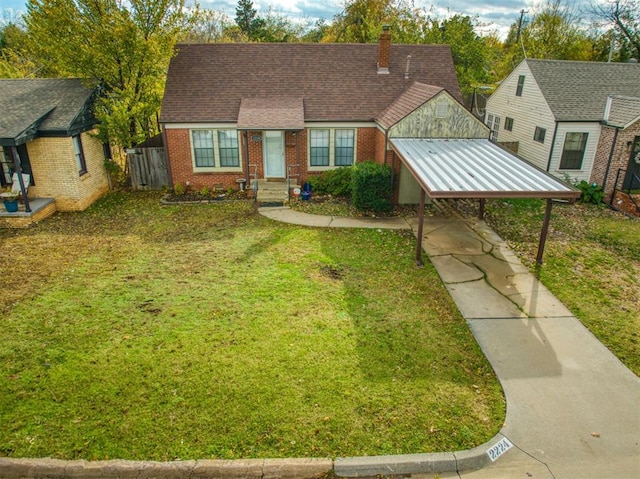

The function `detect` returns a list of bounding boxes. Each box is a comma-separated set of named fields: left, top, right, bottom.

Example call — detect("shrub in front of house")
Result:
left=351, top=161, right=392, bottom=213
left=308, top=167, right=353, bottom=197
left=576, top=180, right=604, bottom=205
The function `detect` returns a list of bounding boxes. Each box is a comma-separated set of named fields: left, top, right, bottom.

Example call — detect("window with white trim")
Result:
left=335, top=129, right=354, bottom=166
left=505, top=117, right=514, bottom=131
left=534, top=126, right=546, bottom=143
left=485, top=114, right=500, bottom=141
left=308, top=128, right=356, bottom=168
left=191, top=129, right=241, bottom=170
left=559, top=132, right=588, bottom=170
left=310, top=129, right=330, bottom=166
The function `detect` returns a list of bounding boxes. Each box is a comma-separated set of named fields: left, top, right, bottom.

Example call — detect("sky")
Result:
left=0, top=0, right=597, bottom=39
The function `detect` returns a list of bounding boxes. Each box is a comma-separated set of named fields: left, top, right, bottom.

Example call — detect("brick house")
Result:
left=590, top=95, right=640, bottom=200
left=160, top=28, right=485, bottom=203
left=0, top=78, right=110, bottom=226
left=485, top=59, right=640, bottom=197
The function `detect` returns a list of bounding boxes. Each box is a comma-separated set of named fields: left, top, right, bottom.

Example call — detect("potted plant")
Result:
left=1, top=189, right=19, bottom=213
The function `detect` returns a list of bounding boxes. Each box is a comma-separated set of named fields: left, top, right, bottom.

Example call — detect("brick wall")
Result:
left=591, top=121, right=640, bottom=199
left=26, top=131, right=108, bottom=211
left=166, top=127, right=385, bottom=190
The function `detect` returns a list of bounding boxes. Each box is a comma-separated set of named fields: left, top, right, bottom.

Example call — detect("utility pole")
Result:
left=516, top=9, right=527, bottom=59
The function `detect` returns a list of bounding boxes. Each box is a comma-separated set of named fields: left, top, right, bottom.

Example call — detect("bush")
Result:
left=307, top=167, right=353, bottom=197
left=351, top=161, right=392, bottom=213
left=576, top=181, right=604, bottom=205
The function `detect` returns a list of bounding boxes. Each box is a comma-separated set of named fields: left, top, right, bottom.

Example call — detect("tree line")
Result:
left=0, top=0, right=638, bottom=149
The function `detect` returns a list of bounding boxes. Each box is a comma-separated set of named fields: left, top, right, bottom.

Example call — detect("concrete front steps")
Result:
left=252, top=179, right=298, bottom=205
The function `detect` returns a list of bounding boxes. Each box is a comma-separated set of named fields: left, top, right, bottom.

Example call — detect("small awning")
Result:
left=390, top=138, right=579, bottom=199
left=237, top=97, right=305, bottom=130
left=389, top=138, right=580, bottom=265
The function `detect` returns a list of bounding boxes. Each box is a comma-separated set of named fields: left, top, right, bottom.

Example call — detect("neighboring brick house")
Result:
left=0, top=78, right=110, bottom=223
left=485, top=59, right=640, bottom=194
left=159, top=28, right=488, bottom=203
left=590, top=95, right=640, bottom=198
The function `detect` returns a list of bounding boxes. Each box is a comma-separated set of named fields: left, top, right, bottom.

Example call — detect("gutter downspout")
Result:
left=243, top=131, right=250, bottom=185
left=161, top=126, right=173, bottom=189
left=545, top=121, right=560, bottom=172
left=602, top=126, right=620, bottom=203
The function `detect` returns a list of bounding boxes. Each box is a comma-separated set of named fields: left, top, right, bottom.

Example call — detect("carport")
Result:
left=389, top=138, right=581, bottom=265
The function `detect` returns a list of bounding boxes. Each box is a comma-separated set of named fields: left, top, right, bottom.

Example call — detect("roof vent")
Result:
left=404, top=55, right=411, bottom=79
left=377, top=25, right=391, bottom=74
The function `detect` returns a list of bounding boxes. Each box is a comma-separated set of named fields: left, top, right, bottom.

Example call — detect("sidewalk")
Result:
left=260, top=206, right=640, bottom=478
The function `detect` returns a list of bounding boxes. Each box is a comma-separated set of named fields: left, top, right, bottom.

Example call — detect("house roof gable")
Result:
left=376, top=82, right=444, bottom=129
left=160, top=43, right=462, bottom=125
left=0, top=78, right=97, bottom=146
left=237, top=97, right=305, bottom=130
left=604, top=95, right=640, bottom=129
left=525, top=59, right=640, bottom=122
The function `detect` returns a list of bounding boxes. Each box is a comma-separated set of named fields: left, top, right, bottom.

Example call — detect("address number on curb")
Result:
left=486, top=437, right=513, bottom=462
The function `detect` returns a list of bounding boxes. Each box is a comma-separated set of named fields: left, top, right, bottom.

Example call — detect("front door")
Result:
left=264, top=131, right=285, bottom=178
left=623, top=135, right=640, bottom=190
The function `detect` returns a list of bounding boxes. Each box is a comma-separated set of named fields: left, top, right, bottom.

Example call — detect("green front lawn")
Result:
left=484, top=199, right=640, bottom=376
left=0, top=192, right=504, bottom=461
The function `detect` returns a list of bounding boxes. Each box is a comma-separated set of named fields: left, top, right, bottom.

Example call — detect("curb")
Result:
left=0, top=434, right=505, bottom=479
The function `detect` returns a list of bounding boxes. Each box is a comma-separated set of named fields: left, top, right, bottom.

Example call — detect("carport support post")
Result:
left=416, top=189, right=425, bottom=267
left=478, top=198, right=485, bottom=220
left=536, top=199, right=553, bottom=265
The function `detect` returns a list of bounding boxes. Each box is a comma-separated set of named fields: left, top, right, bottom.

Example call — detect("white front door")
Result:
left=264, top=131, right=285, bottom=178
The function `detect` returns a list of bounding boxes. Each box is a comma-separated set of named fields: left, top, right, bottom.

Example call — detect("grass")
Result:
left=0, top=192, right=504, bottom=461
left=481, top=199, right=640, bottom=376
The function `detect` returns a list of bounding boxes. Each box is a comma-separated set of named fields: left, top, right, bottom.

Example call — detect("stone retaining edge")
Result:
left=0, top=434, right=504, bottom=479
left=0, top=458, right=332, bottom=479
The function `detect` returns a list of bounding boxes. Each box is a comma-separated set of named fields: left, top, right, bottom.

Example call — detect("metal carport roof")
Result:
left=389, top=138, right=580, bottom=265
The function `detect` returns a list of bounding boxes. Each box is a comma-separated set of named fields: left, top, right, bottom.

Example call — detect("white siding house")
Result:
left=486, top=59, right=640, bottom=184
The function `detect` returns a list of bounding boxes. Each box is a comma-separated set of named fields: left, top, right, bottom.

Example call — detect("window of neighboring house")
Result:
left=309, top=129, right=330, bottom=166
left=486, top=114, right=500, bottom=141
left=308, top=128, right=356, bottom=168
left=334, top=129, right=355, bottom=166
left=73, top=135, right=88, bottom=175
left=534, top=127, right=546, bottom=143
left=191, top=129, right=241, bottom=170
left=516, top=75, right=525, bottom=96
left=559, top=132, right=588, bottom=170
left=505, top=117, right=514, bottom=131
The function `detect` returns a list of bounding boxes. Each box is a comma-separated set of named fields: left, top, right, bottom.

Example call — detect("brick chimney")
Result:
left=377, top=25, right=391, bottom=74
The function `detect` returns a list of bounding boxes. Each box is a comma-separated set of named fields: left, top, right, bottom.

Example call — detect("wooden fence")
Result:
left=127, top=147, right=169, bottom=190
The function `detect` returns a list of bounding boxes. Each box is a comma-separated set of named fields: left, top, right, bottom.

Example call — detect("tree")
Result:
left=187, top=9, right=233, bottom=43
left=590, top=0, right=640, bottom=60
left=235, top=0, right=264, bottom=41
left=0, top=15, right=38, bottom=78
left=25, top=0, right=195, bottom=148
left=421, top=14, right=496, bottom=95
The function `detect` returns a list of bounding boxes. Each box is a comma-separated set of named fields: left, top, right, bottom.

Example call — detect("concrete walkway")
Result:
left=260, top=206, right=640, bottom=479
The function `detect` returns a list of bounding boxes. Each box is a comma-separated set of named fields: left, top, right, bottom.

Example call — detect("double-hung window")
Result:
left=310, top=130, right=330, bottom=166
left=334, top=130, right=354, bottom=166
left=559, top=132, right=588, bottom=170
left=485, top=114, right=500, bottom=141
left=308, top=128, right=356, bottom=169
left=191, top=129, right=240, bottom=170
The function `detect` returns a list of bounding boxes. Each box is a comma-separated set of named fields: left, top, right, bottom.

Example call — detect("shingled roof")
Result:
left=0, top=78, right=97, bottom=146
left=525, top=59, right=640, bottom=122
left=160, top=43, right=462, bottom=124
left=376, top=82, right=444, bottom=129
left=604, top=95, right=640, bottom=129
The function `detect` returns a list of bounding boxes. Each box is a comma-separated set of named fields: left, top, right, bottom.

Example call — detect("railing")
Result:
left=287, top=164, right=300, bottom=202
left=612, top=168, right=640, bottom=213
left=249, top=164, right=259, bottom=202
